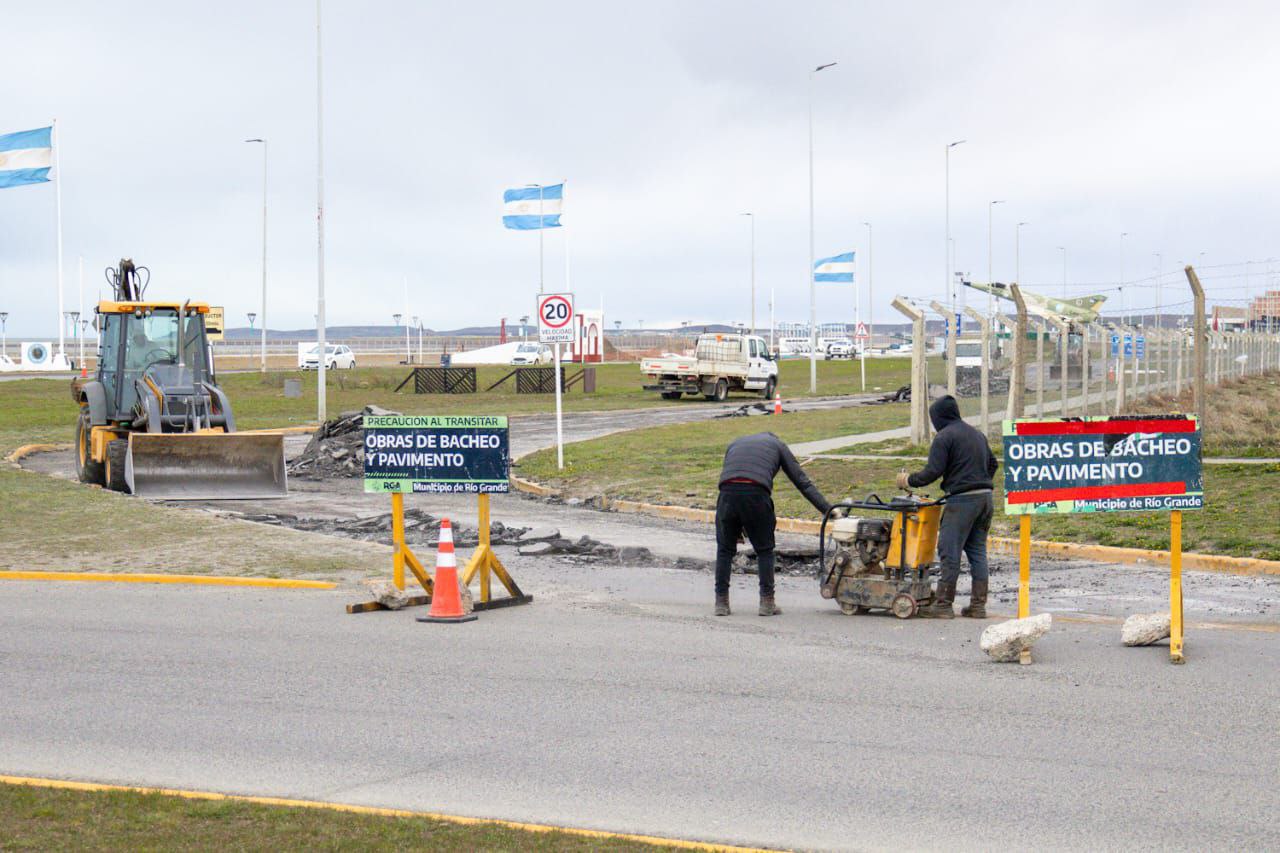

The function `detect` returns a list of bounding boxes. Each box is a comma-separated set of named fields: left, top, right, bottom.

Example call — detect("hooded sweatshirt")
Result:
left=906, top=396, right=999, bottom=495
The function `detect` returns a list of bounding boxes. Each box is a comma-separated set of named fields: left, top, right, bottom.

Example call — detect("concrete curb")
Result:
left=0, top=571, right=338, bottom=589
left=0, top=774, right=773, bottom=852
left=510, top=477, right=1280, bottom=577
left=6, top=442, right=73, bottom=465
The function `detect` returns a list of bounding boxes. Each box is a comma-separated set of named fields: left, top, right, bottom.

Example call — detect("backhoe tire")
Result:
left=75, top=409, right=105, bottom=486
left=105, top=439, right=130, bottom=493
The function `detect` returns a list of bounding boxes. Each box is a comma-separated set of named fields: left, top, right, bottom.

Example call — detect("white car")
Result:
left=300, top=344, right=356, bottom=370
left=510, top=343, right=552, bottom=365
left=825, top=340, right=854, bottom=359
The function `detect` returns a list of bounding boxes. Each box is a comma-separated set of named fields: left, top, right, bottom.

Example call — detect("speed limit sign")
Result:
left=537, top=292, right=575, bottom=343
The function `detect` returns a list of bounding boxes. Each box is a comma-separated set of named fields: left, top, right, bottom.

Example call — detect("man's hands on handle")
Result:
left=895, top=471, right=912, bottom=491
left=829, top=506, right=848, bottom=520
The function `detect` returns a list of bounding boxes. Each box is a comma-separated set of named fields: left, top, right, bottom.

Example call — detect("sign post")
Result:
left=538, top=292, right=575, bottom=470
left=855, top=321, right=869, bottom=392
left=1003, top=414, right=1201, bottom=663
left=350, top=414, right=531, bottom=613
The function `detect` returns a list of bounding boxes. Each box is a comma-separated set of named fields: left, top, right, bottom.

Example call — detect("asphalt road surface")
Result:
left=3, top=561, right=1278, bottom=851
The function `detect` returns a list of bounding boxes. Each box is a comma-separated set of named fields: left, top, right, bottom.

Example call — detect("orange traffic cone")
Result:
left=773, top=392, right=782, bottom=415
left=416, top=518, right=477, bottom=624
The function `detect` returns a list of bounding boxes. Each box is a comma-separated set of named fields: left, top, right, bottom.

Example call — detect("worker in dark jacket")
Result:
left=895, top=396, right=999, bottom=618
left=715, top=432, right=835, bottom=617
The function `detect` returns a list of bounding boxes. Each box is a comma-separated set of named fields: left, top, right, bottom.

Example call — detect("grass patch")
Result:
left=219, top=358, right=920, bottom=428
left=518, top=406, right=911, bottom=511
left=0, top=783, right=686, bottom=851
left=519, top=373, right=1280, bottom=560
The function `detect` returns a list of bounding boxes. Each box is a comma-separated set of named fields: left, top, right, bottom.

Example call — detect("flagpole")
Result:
left=562, top=179, right=570, bottom=290
left=539, top=185, right=545, bottom=294
left=53, top=118, right=65, bottom=360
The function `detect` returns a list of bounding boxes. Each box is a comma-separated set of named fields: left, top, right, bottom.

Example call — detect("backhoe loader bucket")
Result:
left=125, top=432, right=288, bottom=500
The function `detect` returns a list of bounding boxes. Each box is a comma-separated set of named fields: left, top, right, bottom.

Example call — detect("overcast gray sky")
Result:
left=3, top=0, right=1279, bottom=335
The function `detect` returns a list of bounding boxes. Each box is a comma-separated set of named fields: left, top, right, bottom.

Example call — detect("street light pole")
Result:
left=987, top=200, right=1004, bottom=321
left=1058, top=246, right=1067, bottom=299
left=862, top=221, right=873, bottom=344
left=1015, top=222, right=1028, bottom=286
left=245, top=138, right=268, bottom=373
left=1154, top=253, right=1163, bottom=331
left=0, top=312, right=7, bottom=361
left=1120, top=232, right=1128, bottom=325
left=741, top=212, right=755, bottom=334
left=945, top=140, right=966, bottom=325
left=315, top=0, right=328, bottom=422
left=808, top=61, right=837, bottom=394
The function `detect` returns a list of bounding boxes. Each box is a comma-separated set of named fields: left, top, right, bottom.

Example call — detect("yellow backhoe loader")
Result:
left=72, top=259, right=286, bottom=499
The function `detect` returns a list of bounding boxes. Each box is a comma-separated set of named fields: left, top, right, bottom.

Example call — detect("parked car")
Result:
left=510, top=343, right=552, bottom=365
left=825, top=338, right=854, bottom=359
left=300, top=344, right=356, bottom=370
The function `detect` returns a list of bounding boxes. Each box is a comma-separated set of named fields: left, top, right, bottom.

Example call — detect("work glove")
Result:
left=829, top=506, right=847, bottom=520
left=895, top=471, right=912, bottom=491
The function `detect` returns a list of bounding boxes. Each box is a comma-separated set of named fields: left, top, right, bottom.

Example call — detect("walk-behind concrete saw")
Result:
left=818, top=494, right=945, bottom=619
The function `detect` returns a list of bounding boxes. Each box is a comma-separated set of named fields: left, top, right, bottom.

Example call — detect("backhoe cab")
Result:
left=72, top=259, right=287, bottom=499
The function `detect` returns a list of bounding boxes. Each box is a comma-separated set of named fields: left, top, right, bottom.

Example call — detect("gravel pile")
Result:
left=715, top=402, right=785, bottom=418
left=240, top=508, right=528, bottom=549
left=288, top=405, right=401, bottom=480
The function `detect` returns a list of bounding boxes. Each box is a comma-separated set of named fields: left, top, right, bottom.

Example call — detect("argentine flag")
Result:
left=503, top=183, right=562, bottom=230
left=0, top=126, right=52, bottom=189
left=814, top=251, right=855, bottom=283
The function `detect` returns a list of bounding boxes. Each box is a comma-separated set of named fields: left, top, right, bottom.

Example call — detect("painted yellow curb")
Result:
left=986, top=536, right=1280, bottom=576
left=5, top=442, right=72, bottom=464
left=513, top=478, right=1280, bottom=577
left=0, top=774, right=777, bottom=853
left=239, top=425, right=318, bottom=435
left=0, top=571, right=336, bottom=589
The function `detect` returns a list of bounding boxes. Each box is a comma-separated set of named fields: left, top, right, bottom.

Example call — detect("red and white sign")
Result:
left=537, top=292, right=575, bottom=343
left=854, top=322, right=869, bottom=340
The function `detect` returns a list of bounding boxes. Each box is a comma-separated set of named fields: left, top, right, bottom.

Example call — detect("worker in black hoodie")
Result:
left=894, top=395, right=999, bottom=618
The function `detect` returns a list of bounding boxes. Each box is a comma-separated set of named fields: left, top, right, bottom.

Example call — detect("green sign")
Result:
left=362, top=415, right=510, bottom=494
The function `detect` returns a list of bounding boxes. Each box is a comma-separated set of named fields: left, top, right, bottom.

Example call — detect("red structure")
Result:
left=499, top=317, right=507, bottom=344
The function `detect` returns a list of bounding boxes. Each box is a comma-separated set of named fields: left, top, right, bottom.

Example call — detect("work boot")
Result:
left=758, top=594, right=782, bottom=616
left=714, top=593, right=731, bottom=616
left=961, top=579, right=989, bottom=619
left=920, top=581, right=956, bottom=619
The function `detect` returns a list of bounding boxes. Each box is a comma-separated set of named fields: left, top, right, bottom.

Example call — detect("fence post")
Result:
left=1034, top=319, right=1046, bottom=417
left=1185, top=266, right=1206, bottom=417
left=962, top=307, right=990, bottom=437
left=1007, top=284, right=1028, bottom=420
left=892, top=297, right=928, bottom=445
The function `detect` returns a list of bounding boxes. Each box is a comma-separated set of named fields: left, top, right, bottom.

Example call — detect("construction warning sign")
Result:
left=1002, top=415, right=1202, bottom=515
left=362, top=415, right=510, bottom=494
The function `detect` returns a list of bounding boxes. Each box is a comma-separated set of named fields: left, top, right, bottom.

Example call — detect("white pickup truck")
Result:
left=641, top=333, right=778, bottom=401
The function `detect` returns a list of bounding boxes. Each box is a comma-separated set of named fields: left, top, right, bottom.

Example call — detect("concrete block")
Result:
left=980, top=613, right=1052, bottom=662
left=1122, top=612, right=1171, bottom=646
